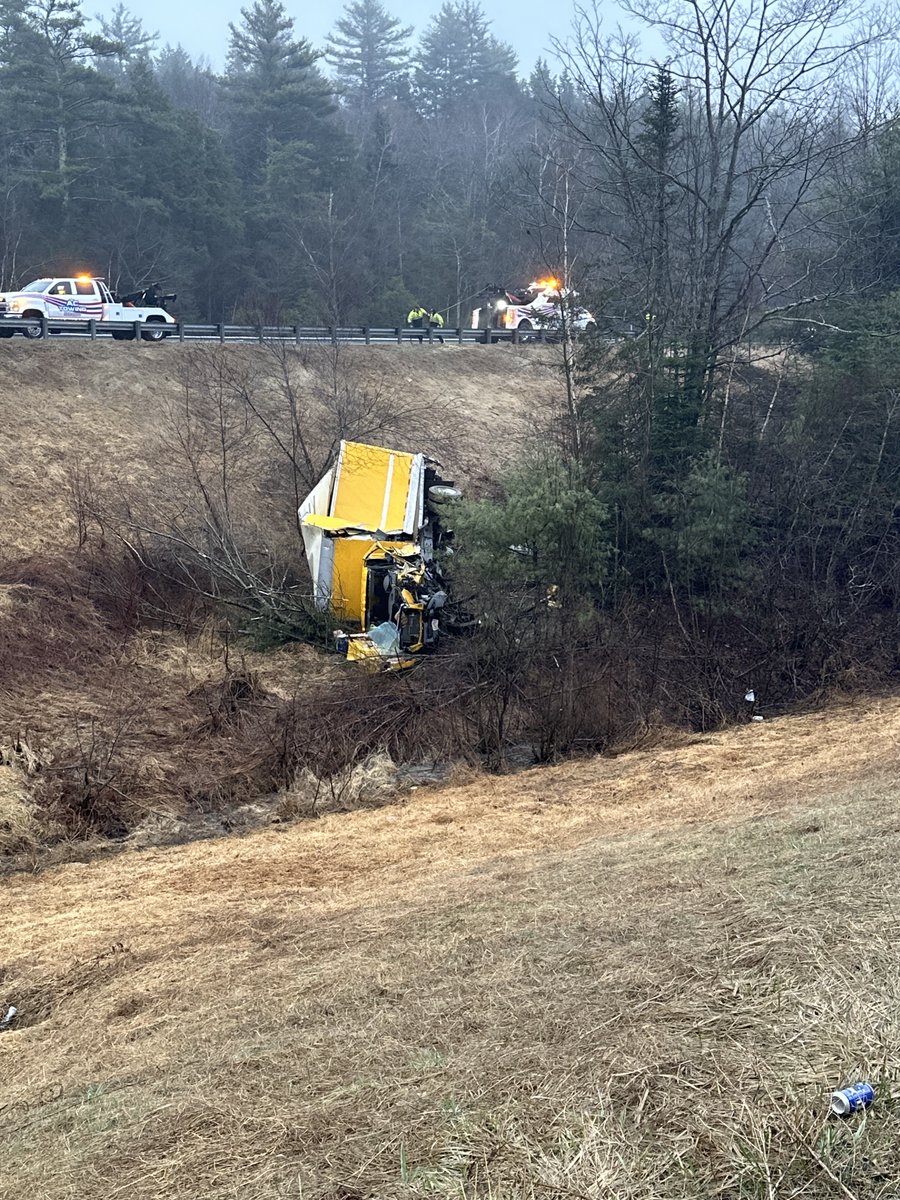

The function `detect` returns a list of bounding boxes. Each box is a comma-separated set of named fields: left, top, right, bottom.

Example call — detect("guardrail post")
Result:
left=482, top=328, right=490, bottom=345
left=88, top=319, right=97, bottom=342
left=294, top=325, right=301, bottom=346
left=329, top=326, right=337, bottom=346
left=538, top=330, right=546, bottom=344
left=218, top=323, right=225, bottom=344
left=396, top=326, right=403, bottom=345
left=457, top=325, right=464, bottom=345
left=427, top=325, right=434, bottom=345
left=257, top=324, right=264, bottom=344
left=512, top=325, right=519, bottom=346
left=178, top=322, right=185, bottom=343
left=41, top=316, right=49, bottom=339
left=132, top=319, right=142, bottom=343
left=363, top=326, right=370, bottom=345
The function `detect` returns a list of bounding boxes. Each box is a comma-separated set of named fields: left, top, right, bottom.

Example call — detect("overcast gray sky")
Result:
left=90, top=0, right=581, bottom=72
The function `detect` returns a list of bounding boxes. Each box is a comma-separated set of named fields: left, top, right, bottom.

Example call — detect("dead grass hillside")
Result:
left=2, top=694, right=900, bottom=1198
left=0, top=340, right=562, bottom=852
left=0, top=550, right=335, bottom=855
left=0, top=340, right=556, bottom=557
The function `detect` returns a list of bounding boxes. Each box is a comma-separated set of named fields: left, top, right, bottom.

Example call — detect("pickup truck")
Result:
left=0, top=276, right=176, bottom=340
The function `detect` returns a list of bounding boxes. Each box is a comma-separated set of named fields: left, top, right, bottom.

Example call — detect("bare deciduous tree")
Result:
left=551, top=0, right=894, bottom=415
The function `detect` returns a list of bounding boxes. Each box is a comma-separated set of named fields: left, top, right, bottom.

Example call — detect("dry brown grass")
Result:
left=0, top=546, right=335, bottom=851
left=0, top=340, right=554, bottom=557
left=0, top=765, right=40, bottom=855
left=2, top=694, right=899, bottom=1198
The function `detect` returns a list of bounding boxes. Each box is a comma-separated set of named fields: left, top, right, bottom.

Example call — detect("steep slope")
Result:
left=3, top=695, right=900, bottom=1198
left=0, top=340, right=563, bottom=853
left=0, top=340, right=557, bottom=555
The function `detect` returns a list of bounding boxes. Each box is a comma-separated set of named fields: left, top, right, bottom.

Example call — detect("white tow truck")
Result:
left=471, top=278, right=597, bottom=338
left=0, top=275, right=176, bottom=340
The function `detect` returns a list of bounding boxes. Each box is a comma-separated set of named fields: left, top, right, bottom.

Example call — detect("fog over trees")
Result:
left=0, top=0, right=895, bottom=333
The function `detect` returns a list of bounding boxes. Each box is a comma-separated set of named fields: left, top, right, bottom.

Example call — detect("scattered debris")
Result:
left=831, top=1082, right=875, bottom=1116
left=0, top=1004, right=18, bottom=1030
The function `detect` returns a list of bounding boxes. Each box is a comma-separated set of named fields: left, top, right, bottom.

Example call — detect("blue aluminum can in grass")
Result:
left=831, top=1082, right=875, bottom=1116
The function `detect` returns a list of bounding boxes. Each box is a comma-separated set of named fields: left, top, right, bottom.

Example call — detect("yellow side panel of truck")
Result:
left=330, top=538, right=408, bottom=624
left=330, top=442, right=416, bottom=534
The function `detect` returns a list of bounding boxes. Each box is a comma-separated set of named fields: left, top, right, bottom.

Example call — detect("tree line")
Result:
left=2, top=0, right=899, bottom=335
left=0, top=0, right=544, bottom=323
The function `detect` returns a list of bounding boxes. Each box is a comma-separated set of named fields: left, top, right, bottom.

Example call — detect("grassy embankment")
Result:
left=3, top=694, right=900, bottom=1198
left=0, top=340, right=551, bottom=856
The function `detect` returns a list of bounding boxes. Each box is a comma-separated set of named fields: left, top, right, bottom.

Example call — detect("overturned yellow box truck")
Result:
left=299, top=441, right=461, bottom=663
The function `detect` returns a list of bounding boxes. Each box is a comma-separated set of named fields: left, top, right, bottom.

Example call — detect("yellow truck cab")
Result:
left=299, top=441, right=460, bottom=663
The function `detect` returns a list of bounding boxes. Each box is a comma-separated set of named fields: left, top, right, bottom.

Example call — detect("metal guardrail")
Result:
left=0, top=316, right=555, bottom=345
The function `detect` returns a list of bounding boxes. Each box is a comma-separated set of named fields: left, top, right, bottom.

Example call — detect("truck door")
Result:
left=72, top=278, right=104, bottom=318
left=46, top=280, right=79, bottom=317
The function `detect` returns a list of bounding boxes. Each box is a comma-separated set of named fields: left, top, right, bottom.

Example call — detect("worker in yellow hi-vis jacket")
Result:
left=428, top=309, right=445, bottom=344
left=407, top=304, right=427, bottom=343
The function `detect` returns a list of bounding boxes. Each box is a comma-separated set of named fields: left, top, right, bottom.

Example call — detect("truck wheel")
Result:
left=112, top=330, right=134, bottom=341
left=141, top=318, right=167, bottom=342
left=22, top=311, right=44, bottom=338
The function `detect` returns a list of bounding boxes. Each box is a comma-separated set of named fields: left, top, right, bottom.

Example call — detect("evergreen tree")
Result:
left=326, top=0, right=411, bottom=108
left=414, top=1, right=518, bottom=115
left=846, top=123, right=900, bottom=292
left=92, top=58, right=242, bottom=316
left=225, top=0, right=351, bottom=313
left=17, top=0, right=120, bottom=214
left=637, top=63, right=680, bottom=316
left=97, top=2, right=156, bottom=76
left=225, top=0, right=333, bottom=183
left=0, top=0, right=31, bottom=63
left=154, top=44, right=219, bottom=124
left=527, top=58, right=551, bottom=100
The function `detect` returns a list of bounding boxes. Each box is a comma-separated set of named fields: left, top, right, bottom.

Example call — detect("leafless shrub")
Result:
left=37, top=709, right=154, bottom=839
left=276, top=750, right=402, bottom=818
left=66, top=457, right=110, bottom=550
left=189, top=663, right=269, bottom=735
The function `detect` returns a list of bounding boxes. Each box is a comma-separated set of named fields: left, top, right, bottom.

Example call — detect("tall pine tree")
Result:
left=326, top=0, right=411, bottom=109
left=225, top=0, right=333, bottom=185
left=97, top=2, right=156, bottom=77
left=225, top=0, right=350, bottom=313
left=19, top=0, right=119, bottom=216
left=414, top=1, right=518, bottom=115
